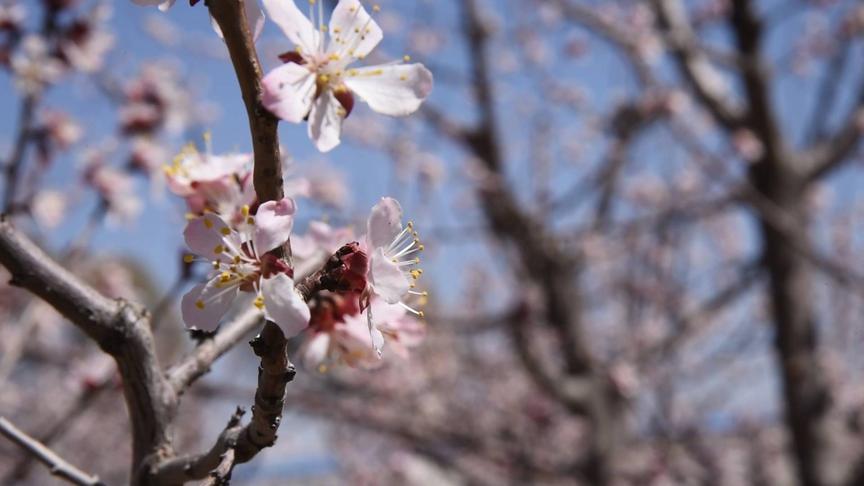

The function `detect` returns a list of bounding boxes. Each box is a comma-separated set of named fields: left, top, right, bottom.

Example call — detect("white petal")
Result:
left=181, top=280, right=238, bottom=331
left=370, top=247, right=410, bottom=304
left=307, top=91, right=344, bottom=153
left=253, top=197, right=296, bottom=254
left=327, top=0, right=383, bottom=61
left=262, top=273, right=311, bottom=337
left=366, top=197, right=402, bottom=250
left=157, top=0, right=176, bottom=11
left=365, top=307, right=385, bottom=357
left=210, top=0, right=266, bottom=41
left=344, top=63, right=433, bottom=116
left=302, top=332, right=331, bottom=369
left=262, top=0, right=319, bottom=54
left=184, top=214, right=233, bottom=262
left=261, top=63, right=316, bottom=123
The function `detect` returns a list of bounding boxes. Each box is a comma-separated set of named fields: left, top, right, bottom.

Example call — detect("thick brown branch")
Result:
left=0, top=417, right=106, bottom=486
left=0, top=219, right=175, bottom=482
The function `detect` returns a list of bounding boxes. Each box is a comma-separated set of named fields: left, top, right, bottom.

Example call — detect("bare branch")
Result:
left=0, top=219, right=175, bottom=480
left=167, top=307, right=264, bottom=394
left=0, top=417, right=106, bottom=486
left=652, top=0, right=743, bottom=129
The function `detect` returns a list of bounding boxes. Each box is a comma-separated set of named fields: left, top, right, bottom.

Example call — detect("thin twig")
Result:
left=0, top=417, right=106, bottom=486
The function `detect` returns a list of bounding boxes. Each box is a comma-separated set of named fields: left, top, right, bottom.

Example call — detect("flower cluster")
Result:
left=129, top=0, right=433, bottom=368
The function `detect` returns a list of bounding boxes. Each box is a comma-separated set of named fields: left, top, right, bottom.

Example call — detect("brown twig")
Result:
left=0, top=417, right=106, bottom=486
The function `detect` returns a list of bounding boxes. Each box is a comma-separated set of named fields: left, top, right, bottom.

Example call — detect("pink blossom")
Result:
left=261, top=0, right=433, bottom=152
left=180, top=199, right=310, bottom=337
left=363, top=197, right=425, bottom=354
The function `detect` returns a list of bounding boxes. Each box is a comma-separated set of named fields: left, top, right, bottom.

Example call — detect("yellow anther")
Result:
left=333, top=27, right=341, bottom=33
left=183, top=254, right=195, bottom=263
left=399, top=75, right=407, bottom=81
left=373, top=4, right=380, bottom=12
left=253, top=296, right=265, bottom=310
left=241, top=205, right=250, bottom=217
left=246, top=216, right=255, bottom=225
left=407, top=221, right=414, bottom=229
left=233, top=255, right=241, bottom=264
left=418, top=244, right=425, bottom=251
left=318, top=74, right=330, bottom=84
left=203, top=218, right=214, bottom=229
left=410, top=282, right=416, bottom=289
left=317, top=364, right=328, bottom=373
left=403, top=55, right=411, bottom=62
left=410, top=269, right=423, bottom=279
left=329, top=53, right=340, bottom=61
left=212, top=261, right=220, bottom=269
left=213, top=244, right=225, bottom=254
left=418, top=310, right=425, bottom=318
left=195, top=300, right=205, bottom=310
left=202, top=131, right=211, bottom=142
left=220, top=227, right=231, bottom=236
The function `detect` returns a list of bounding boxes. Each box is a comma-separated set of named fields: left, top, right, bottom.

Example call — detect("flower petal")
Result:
left=253, top=197, right=296, bottom=254
left=302, top=332, right=331, bottom=369
left=262, top=0, right=320, bottom=53
left=181, top=280, right=238, bottom=331
left=261, top=273, right=311, bottom=337
left=262, top=63, right=316, bottom=123
left=344, top=63, right=433, bottom=116
left=366, top=197, right=402, bottom=250
left=370, top=247, right=410, bottom=304
left=307, top=90, right=344, bottom=152
left=327, top=0, right=383, bottom=61
left=184, top=214, right=232, bottom=261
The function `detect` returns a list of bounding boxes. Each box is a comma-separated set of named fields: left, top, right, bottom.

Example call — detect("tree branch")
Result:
left=0, top=417, right=106, bottom=486
left=652, top=0, right=743, bottom=130
left=0, top=218, right=175, bottom=482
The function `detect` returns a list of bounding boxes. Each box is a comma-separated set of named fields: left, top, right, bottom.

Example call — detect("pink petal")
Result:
left=327, top=0, right=383, bottom=61
left=262, top=0, right=319, bottom=53
left=366, top=197, right=403, bottom=250
left=261, top=273, right=311, bottom=337
left=344, top=63, right=433, bottom=116
left=307, top=90, right=344, bottom=152
left=301, top=332, right=331, bottom=369
left=369, top=247, right=409, bottom=304
left=184, top=214, right=232, bottom=261
left=262, top=63, right=316, bottom=123
left=181, top=280, right=238, bottom=331
left=253, top=197, right=296, bottom=254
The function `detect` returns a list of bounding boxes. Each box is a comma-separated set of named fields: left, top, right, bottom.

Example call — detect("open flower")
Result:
left=261, top=0, right=433, bottom=152
left=164, top=138, right=254, bottom=218
left=180, top=198, right=310, bottom=337
left=301, top=293, right=424, bottom=370
left=363, top=197, right=425, bottom=354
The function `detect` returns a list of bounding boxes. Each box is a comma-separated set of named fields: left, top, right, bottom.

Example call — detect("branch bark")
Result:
left=0, top=417, right=106, bottom=486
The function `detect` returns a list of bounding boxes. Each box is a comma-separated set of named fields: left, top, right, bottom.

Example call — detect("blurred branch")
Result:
left=0, top=417, right=106, bottom=486
left=2, top=94, right=37, bottom=214
left=652, top=0, right=742, bottom=129
left=0, top=218, right=175, bottom=481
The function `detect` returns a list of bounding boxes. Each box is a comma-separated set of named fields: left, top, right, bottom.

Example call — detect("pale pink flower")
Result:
left=11, top=36, right=64, bottom=94
left=261, top=0, right=433, bottom=152
left=42, top=110, right=83, bottom=150
left=164, top=140, right=254, bottom=218
left=181, top=198, right=310, bottom=336
left=363, top=197, right=425, bottom=354
left=60, top=4, right=113, bottom=73
left=0, top=4, right=25, bottom=32
left=31, top=190, right=67, bottom=229
left=301, top=296, right=424, bottom=370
